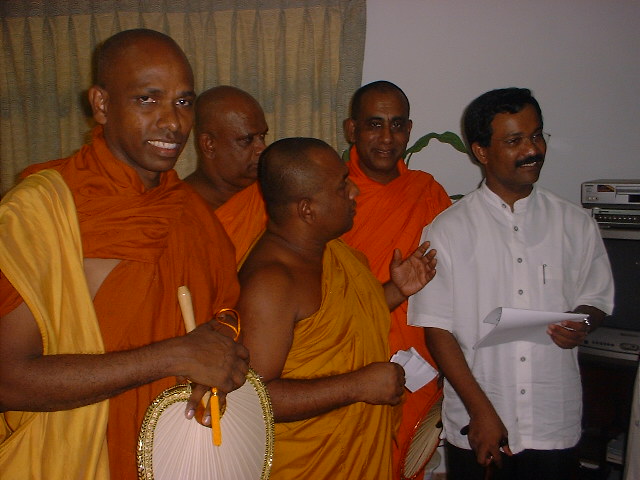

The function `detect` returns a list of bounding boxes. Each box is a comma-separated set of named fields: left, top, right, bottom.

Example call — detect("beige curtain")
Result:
left=0, top=0, right=366, bottom=195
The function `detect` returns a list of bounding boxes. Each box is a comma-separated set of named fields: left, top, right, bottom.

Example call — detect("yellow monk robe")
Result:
left=1, top=126, right=240, bottom=479
left=271, top=239, right=394, bottom=480
left=0, top=170, right=110, bottom=480
left=214, top=181, right=267, bottom=264
left=341, top=147, right=451, bottom=479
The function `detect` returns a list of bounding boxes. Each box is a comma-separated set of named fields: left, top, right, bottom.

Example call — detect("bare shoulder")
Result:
left=236, top=249, right=302, bottom=380
left=239, top=255, right=301, bottom=320
left=238, top=235, right=301, bottom=294
left=238, top=232, right=323, bottom=322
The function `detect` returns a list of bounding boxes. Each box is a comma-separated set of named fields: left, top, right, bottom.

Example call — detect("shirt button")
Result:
left=518, top=289, right=524, bottom=295
left=520, top=389, right=526, bottom=395
left=514, top=226, right=519, bottom=232
left=517, top=258, right=523, bottom=263
left=520, top=356, right=526, bottom=362
left=502, top=204, right=507, bottom=209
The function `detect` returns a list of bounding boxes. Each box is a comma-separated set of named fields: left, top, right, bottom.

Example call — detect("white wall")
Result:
left=362, top=0, right=640, bottom=203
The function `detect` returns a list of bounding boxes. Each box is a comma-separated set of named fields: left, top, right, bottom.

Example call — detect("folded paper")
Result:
left=391, top=347, right=438, bottom=392
left=474, top=307, right=587, bottom=349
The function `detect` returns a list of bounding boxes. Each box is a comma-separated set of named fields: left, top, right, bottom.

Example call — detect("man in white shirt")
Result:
left=408, top=87, right=614, bottom=480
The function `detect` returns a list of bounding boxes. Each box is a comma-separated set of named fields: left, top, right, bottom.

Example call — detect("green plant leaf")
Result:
left=341, top=147, right=351, bottom=163
left=404, top=131, right=467, bottom=165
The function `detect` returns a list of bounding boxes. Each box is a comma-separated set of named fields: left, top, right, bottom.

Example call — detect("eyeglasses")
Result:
left=499, top=132, right=550, bottom=148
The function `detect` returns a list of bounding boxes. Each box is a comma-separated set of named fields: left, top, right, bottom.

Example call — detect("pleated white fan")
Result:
left=137, top=370, right=273, bottom=480
left=400, top=395, right=443, bottom=480
left=137, top=286, right=274, bottom=479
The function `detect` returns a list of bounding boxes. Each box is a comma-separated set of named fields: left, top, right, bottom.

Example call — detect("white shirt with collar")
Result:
left=408, top=182, right=614, bottom=453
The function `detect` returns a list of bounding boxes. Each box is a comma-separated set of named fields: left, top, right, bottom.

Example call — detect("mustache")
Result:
left=515, top=154, right=545, bottom=168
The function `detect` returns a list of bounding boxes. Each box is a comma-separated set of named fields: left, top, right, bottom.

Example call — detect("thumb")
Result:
left=390, top=248, right=403, bottom=269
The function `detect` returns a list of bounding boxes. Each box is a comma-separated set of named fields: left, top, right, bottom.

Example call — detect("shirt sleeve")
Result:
left=407, top=219, right=455, bottom=331
left=572, top=216, right=615, bottom=315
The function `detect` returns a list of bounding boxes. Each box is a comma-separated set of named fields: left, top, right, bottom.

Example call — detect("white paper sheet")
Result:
left=473, top=307, right=587, bottom=349
left=390, top=347, right=438, bottom=392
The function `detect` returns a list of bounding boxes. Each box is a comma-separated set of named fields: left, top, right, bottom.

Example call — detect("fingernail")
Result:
left=203, top=414, right=211, bottom=426
left=185, top=408, right=195, bottom=420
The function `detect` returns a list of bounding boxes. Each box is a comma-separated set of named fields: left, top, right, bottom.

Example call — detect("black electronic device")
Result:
left=580, top=181, right=640, bottom=359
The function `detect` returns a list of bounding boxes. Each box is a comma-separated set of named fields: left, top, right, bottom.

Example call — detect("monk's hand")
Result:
left=177, top=320, right=249, bottom=402
left=546, top=318, right=589, bottom=349
left=389, top=241, right=437, bottom=297
left=355, top=362, right=405, bottom=406
left=184, top=383, right=229, bottom=426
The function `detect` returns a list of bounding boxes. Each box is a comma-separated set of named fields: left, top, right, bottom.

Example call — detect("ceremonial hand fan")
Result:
left=137, top=370, right=273, bottom=479
left=136, top=287, right=274, bottom=479
left=400, top=394, right=443, bottom=480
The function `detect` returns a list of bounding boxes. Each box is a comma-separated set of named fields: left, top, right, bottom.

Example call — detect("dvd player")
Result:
left=582, top=179, right=640, bottom=210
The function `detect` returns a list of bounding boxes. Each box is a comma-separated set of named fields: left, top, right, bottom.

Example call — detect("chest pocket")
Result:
left=538, top=263, right=569, bottom=312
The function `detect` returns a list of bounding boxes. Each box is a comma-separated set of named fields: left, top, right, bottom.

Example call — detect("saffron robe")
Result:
left=271, top=239, right=394, bottom=480
left=341, top=147, right=451, bottom=478
left=0, top=126, right=240, bottom=479
left=0, top=170, right=110, bottom=480
left=214, top=181, right=267, bottom=264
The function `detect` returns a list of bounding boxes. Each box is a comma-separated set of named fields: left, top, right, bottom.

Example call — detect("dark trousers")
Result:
left=445, top=441, right=579, bottom=480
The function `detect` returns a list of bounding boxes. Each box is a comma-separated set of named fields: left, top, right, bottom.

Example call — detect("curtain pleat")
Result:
left=0, top=0, right=366, bottom=195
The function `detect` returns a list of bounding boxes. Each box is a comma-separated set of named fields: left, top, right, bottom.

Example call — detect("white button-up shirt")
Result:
left=408, top=183, right=614, bottom=453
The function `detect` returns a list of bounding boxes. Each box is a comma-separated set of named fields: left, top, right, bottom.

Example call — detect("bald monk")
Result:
left=185, top=85, right=269, bottom=263
left=342, top=80, right=451, bottom=479
left=237, top=137, right=438, bottom=479
left=0, top=29, right=248, bottom=479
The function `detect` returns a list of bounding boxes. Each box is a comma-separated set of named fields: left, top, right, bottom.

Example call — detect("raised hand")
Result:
left=389, top=240, right=437, bottom=297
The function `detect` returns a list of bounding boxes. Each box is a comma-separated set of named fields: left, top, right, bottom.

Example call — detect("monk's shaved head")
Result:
left=258, top=138, right=333, bottom=222
left=349, top=80, right=410, bottom=120
left=195, top=86, right=264, bottom=137
left=94, top=29, right=192, bottom=88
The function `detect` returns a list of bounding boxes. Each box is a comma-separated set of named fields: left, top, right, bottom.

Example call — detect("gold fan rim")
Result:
left=136, top=368, right=274, bottom=480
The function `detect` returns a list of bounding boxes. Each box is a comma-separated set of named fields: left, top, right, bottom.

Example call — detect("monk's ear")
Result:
left=198, top=133, right=215, bottom=158
left=298, top=198, right=314, bottom=223
left=344, top=118, right=356, bottom=144
left=471, top=142, right=488, bottom=166
left=88, top=85, right=108, bottom=125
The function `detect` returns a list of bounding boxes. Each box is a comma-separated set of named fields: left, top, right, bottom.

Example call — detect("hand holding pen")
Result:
left=546, top=317, right=590, bottom=349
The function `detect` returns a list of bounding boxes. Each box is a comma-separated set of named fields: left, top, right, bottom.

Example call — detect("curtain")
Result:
left=0, top=0, right=366, bottom=195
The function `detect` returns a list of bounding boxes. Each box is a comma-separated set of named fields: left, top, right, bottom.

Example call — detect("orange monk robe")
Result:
left=214, top=181, right=267, bottom=264
left=1, top=126, right=240, bottom=479
left=341, top=147, right=451, bottom=479
left=271, top=239, right=394, bottom=480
